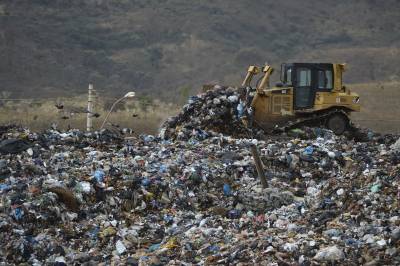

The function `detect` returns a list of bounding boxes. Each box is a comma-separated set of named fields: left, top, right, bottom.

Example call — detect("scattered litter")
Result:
left=0, top=96, right=399, bottom=264
left=314, top=245, right=345, bottom=261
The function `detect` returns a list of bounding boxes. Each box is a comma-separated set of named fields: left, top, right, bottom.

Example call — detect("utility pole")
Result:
left=87, top=84, right=94, bottom=132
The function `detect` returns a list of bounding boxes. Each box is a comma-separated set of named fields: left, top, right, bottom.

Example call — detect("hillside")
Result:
left=0, top=0, right=400, bottom=100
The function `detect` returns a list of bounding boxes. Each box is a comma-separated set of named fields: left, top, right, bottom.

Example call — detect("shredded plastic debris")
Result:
left=0, top=112, right=399, bottom=264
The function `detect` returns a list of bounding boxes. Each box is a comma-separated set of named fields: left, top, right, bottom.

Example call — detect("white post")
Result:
left=87, top=84, right=94, bottom=131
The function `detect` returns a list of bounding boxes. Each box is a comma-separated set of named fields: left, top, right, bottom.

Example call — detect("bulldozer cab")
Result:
left=281, top=63, right=337, bottom=109
left=241, top=62, right=359, bottom=134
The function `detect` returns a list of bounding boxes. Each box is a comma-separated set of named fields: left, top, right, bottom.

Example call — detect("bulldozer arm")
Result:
left=241, top=64, right=299, bottom=131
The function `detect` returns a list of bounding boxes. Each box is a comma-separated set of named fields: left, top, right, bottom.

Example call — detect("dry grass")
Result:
left=0, top=95, right=179, bottom=135
left=0, top=81, right=399, bottom=134
left=350, top=81, right=400, bottom=134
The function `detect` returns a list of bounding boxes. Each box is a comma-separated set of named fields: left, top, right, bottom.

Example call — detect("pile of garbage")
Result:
left=0, top=120, right=400, bottom=265
left=160, top=85, right=259, bottom=140
left=160, top=85, right=373, bottom=143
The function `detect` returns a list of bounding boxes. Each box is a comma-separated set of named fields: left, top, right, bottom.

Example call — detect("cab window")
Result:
left=318, top=70, right=333, bottom=89
left=286, top=67, right=292, bottom=85
left=297, top=68, right=311, bottom=86
left=326, top=70, right=333, bottom=89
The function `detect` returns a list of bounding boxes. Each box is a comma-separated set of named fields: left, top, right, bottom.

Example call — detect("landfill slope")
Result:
left=160, top=85, right=259, bottom=140
left=0, top=120, right=400, bottom=264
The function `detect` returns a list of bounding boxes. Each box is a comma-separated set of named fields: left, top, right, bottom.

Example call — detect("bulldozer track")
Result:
left=273, top=108, right=358, bottom=134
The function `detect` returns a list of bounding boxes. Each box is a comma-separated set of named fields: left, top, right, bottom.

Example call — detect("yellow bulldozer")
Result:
left=238, top=63, right=360, bottom=134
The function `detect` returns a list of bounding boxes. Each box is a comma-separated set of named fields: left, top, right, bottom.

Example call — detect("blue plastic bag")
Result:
left=223, top=183, right=232, bottom=196
left=94, top=170, right=105, bottom=183
left=304, top=146, right=314, bottom=155
left=14, top=207, right=24, bottom=221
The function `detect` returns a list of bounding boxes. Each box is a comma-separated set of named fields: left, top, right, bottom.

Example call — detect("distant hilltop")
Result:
left=0, top=0, right=399, bottom=100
